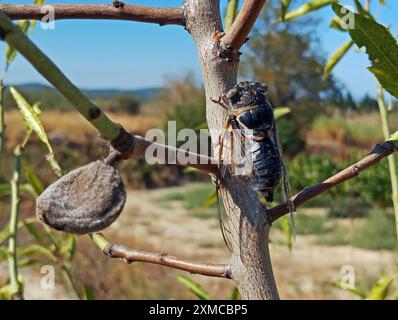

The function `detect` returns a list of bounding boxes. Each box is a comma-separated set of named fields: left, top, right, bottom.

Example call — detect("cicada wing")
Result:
left=274, top=126, right=296, bottom=235
left=216, top=185, right=234, bottom=252
left=229, top=127, right=255, bottom=177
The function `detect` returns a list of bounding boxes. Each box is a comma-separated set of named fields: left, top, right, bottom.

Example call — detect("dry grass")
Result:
left=4, top=110, right=161, bottom=148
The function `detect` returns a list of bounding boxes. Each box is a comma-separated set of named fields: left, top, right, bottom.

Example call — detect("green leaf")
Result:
left=353, top=0, right=374, bottom=20
left=279, top=215, right=293, bottom=250
left=330, top=16, right=345, bottom=31
left=225, top=0, right=239, bottom=32
left=323, top=40, right=354, bottom=79
left=202, top=190, right=217, bottom=209
left=5, top=0, right=46, bottom=67
left=274, top=107, right=291, bottom=119
left=230, top=287, right=240, bottom=300
left=0, top=247, right=7, bottom=262
left=23, top=164, right=44, bottom=196
left=277, top=0, right=336, bottom=22
left=10, top=87, right=51, bottom=150
left=10, top=87, right=62, bottom=176
left=18, top=258, right=38, bottom=268
left=183, top=167, right=200, bottom=174
left=332, top=3, right=398, bottom=98
left=62, top=234, right=76, bottom=259
left=0, top=182, right=36, bottom=197
left=0, top=219, right=40, bottom=246
left=6, top=21, right=30, bottom=67
left=24, top=221, right=44, bottom=245
left=0, top=285, right=12, bottom=300
left=281, top=0, right=292, bottom=21
left=83, top=284, right=96, bottom=300
left=177, top=275, right=210, bottom=300
left=367, top=276, right=394, bottom=300
left=333, top=281, right=367, bottom=299
left=390, top=130, right=398, bottom=141
left=18, top=244, right=57, bottom=262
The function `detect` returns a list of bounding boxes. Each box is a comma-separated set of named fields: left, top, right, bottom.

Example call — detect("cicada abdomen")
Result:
left=250, top=137, right=282, bottom=202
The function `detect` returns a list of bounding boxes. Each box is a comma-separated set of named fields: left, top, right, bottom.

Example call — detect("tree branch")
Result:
left=0, top=11, right=217, bottom=175
left=106, top=132, right=219, bottom=175
left=90, top=233, right=232, bottom=279
left=0, top=4, right=185, bottom=26
left=270, top=141, right=398, bottom=222
left=221, top=0, right=266, bottom=50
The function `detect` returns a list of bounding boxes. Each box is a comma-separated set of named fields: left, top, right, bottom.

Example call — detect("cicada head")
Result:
left=227, top=81, right=274, bottom=140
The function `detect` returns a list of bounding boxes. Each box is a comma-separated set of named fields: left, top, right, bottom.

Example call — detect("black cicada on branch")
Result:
left=213, top=81, right=296, bottom=250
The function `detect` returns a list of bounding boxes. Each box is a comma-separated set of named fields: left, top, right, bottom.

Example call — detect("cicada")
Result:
left=213, top=81, right=296, bottom=250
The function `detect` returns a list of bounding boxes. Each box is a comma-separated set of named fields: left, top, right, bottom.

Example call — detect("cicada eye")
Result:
left=226, top=87, right=239, bottom=99
left=261, top=83, right=268, bottom=93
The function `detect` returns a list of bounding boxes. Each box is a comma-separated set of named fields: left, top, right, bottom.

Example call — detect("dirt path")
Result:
left=111, top=184, right=397, bottom=299
left=3, top=184, right=396, bottom=299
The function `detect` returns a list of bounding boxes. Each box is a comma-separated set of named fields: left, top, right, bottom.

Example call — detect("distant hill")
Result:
left=3, top=83, right=162, bottom=111
left=9, top=83, right=161, bottom=100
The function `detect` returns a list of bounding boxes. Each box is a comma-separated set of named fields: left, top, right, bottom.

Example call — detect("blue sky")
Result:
left=1, top=0, right=397, bottom=99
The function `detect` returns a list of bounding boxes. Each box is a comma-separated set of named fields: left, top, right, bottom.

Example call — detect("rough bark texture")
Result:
left=0, top=4, right=185, bottom=26
left=184, top=0, right=279, bottom=300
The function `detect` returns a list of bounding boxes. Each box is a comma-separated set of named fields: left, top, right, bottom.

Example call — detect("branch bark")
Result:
left=107, top=133, right=218, bottom=175
left=221, top=0, right=266, bottom=50
left=270, top=141, right=398, bottom=222
left=185, top=0, right=279, bottom=300
left=91, top=233, right=231, bottom=278
left=0, top=4, right=185, bottom=26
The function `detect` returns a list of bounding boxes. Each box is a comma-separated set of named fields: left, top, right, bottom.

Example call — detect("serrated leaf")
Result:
left=367, top=276, right=394, bottom=300
left=177, top=275, right=210, bottom=300
left=274, top=107, right=291, bottom=119
left=277, top=0, right=336, bottom=22
left=10, top=87, right=62, bottom=176
left=332, top=3, right=398, bottom=98
left=353, top=0, right=374, bottom=20
left=11, top=87, right=52, bottom=149
left=324, top=40, right=354, bottom=79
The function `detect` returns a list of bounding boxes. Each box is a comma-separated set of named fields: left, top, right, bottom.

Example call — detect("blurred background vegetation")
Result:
left=1, top=0, right=398, bottom=300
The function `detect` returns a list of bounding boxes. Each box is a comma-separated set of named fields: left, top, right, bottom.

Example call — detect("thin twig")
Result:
left=377, top=87, right=398, bottom=243
left=107, top=134, right=218, bottom=175
left=0, top=82, right=5, bottom=179
left=222, top=0, right=266, bottom=50
left=270, top=141, right=398, bottom=222
left=90, top=233, right=232, bottom=279
left=0, top=4, right=185, bottom=26
left=8, top=146, right=23, bottom=300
